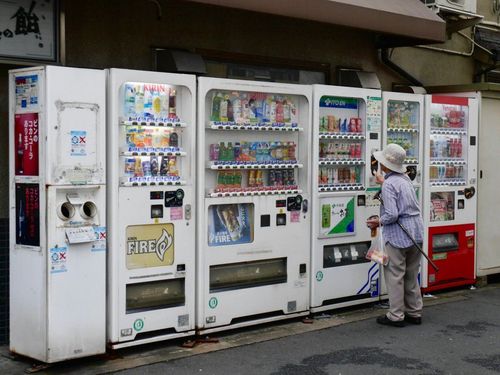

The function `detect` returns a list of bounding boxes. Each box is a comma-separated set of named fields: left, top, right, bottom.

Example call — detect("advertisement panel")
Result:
left=15, top=112, right=39, bottom=176
left=126, top=224, right=175, bottom=269
left=15, top=183, right=40, bottom=246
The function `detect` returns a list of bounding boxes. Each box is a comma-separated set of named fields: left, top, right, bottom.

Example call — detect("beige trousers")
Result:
left=384, top=242, right=423, bottom=321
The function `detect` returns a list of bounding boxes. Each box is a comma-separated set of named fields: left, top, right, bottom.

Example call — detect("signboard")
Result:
left=15, top=112, right=39, bottom=176
left=319, top=196, right=355, bottom=237
left=208, top=203, right=254, bottom=246
left=0, top=0, right=57, bottom=61
left=15, top=183, right=40, bottom=246
left=126, top=223, right=174, bottom=269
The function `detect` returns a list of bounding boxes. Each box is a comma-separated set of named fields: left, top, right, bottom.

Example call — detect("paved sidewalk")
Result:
left=1, top=284, right=498, bottom=374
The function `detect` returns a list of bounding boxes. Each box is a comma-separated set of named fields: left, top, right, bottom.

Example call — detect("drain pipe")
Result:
left=379, top=48, right=423, bottom=87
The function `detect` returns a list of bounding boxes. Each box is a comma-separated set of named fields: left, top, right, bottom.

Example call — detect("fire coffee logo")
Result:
left=127, top=228, right=173, bottom=262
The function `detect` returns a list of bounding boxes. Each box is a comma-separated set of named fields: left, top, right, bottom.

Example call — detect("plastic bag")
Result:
left=365, top=228, right=389, bottom=266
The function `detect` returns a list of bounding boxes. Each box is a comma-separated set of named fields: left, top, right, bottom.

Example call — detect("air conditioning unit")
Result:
left=424, top=0, right=477, bottom=15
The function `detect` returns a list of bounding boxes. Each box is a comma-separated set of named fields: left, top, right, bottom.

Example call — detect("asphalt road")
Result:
left=117, top=286, right=500, bottom=375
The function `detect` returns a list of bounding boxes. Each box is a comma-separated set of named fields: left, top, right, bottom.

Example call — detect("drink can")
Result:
left=355, top=143, right=362, bottom=159
left=356, top=118, right=362, bottom=133
left=349, top=118, right=357, bottom=132
left=327, top=115, right=335, bottom=132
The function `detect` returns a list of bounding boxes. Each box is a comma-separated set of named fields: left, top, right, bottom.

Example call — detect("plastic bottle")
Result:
left=232, top=93, right=242, bottom=123
left=134, top=84, right=144, bottom=119
left=211, top=92, right=223, bottom=122
left=227, top=142, right=234, bottom=161
left=227, top=95, right=234, bottom=122
left=168, top=89, right=177, bottom=118
left=143, top=85, right=153, bottom=119
left=124, top=83, right=136, bottom=119
left=220, top=94, right=229, bottom=122
left=276, top=96, right=284, bottom=123
left=169, top=132, right=179, bottom=148
left=160, top=86, right=169, bottom=118
left=152, top=85, right=162, bottom=119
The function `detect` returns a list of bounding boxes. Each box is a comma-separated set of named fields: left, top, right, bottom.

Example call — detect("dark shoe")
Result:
left=404, top=315, right=422, bottom=325
left=376, top=315, right=405, bottom=327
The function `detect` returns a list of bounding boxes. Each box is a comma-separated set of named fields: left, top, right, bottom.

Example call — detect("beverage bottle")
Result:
left=220, top=94, right=229, bottom=122
left=211, top=92, right=223, bottom=122
left=124, top=83, right=136, bottom=119
left=350, top=143, right=356, bottom=158
left=142, top=159, right=152, bottom=177
left=275, top=141, right=283, bottom=160
left=269, top=96, right=277, bottom=124
left=248, top=170, right=256, bottom=187
left=356, top=118, right=362, bottom=133
left=269, top=170, right=276, bottom=187
left=227, top=142, right=234, bottom=161
left=457, top=137, right=462, bottom=158
left=234, top=142, right=241, bottom=161
left=152, top=85, right=162, bottom=119
left=160, top=86, right=169, bottom=118
left=256, top=142, right=263, bottom=162
left=209, top=144, right=219, bottom=161
left=168, top=89, right=177, bottom=119
left=350, top=167, right=356, bottom=183
left=328, top=116, right=335, bottom=132
left=356, top=143, right=362, bottom=159
left=150, top=156, right=159, bottom=176
left=232, top=93, right=242, bottom=123
left=160, top=156, right=169, bottom=176
left=341, top=119, right=348, bottom=133
left=283, top=98, right=291, bottom=123
left=282, top=142, right=289, bottom=161
left=256, top=170, right=264, bottom=186
left=241, top=142, right=250, bottom=161
left=289, top=142, right=296, bottom=161
left=249, top=142, right=257, bottom=162
left=143, top=84, right=153, bottom=119
left=227, top=95, right=234, bottom=122
left=276, top=97, right=284, bottom=123
left=168, top=157, right=179, bottom=177
left=169, top=132, right=179, bottom=148
left=290, top=100, right=299, bottom=125
left=235, top=171, right=242, bottom=189
left=355, top=166, right=361, bottom=183
left=134, top=84, right=144, bottom=119
left=134, top=158, right=143, bottom=177
left=430, top=139, right=434, bottom=158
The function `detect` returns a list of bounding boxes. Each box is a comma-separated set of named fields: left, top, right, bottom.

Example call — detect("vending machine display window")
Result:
left=386, top=100, right=420, bottom=164
left=208, top=203, right=254, bottom=246
left=432, top=233, right=459, bottom=253
left=126, top=278, right=185, bottom=313
left=120, top=82, right=186, bottom=187
left=430, top=192, right=455, bottom=222
left=428, top=101, right=468, bottom=186
left=318, top=96, right=366, bottom=191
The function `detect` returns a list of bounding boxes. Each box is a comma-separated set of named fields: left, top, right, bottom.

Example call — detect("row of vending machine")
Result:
left=9, top=66, right=478, bottom=362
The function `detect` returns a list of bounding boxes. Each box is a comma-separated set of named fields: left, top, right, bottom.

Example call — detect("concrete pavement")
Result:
left=1, top=283, right=499, bottom=374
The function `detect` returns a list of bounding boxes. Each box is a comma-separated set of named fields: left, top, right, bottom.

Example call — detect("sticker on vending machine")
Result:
left=15, top=75, right=39, bottom=111
left=170, top=207, right=183, bottom=220
left=70, top=130, right=87, bottom=156
left=50, top=247, right=68, bottom=274
left=290, top=211, right=300, bottom=223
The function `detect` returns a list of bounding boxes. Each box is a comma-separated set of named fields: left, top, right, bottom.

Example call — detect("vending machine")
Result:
left=9, top=66, right=106, bottom=362
left=197, top=77, right=311, bottom=333
left=382, top=92, right=424, bottom=204
left=422, top=94, right=478, bottom=292
left=107, top=69, right=196, bottom=348
left=310, top=85, right=382, bottom=313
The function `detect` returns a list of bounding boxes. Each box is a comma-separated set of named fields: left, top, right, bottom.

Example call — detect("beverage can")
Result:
left=349, top=118, right=357, bottom=132
left=356, top=118, right=362, bottom=133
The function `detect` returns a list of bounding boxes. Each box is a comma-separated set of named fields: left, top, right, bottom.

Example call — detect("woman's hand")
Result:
left=366, top=215, right=380, bottom=229
left=375, top=170, right=385, bottom=185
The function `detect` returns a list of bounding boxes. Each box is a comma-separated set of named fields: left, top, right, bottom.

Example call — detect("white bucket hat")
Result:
left=373, top=143, right=406, bottom=174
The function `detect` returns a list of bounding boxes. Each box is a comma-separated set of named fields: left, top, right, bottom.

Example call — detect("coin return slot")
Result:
left=276, top=213, right=286, bottom=226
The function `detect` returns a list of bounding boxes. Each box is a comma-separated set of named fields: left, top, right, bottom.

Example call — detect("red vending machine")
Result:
left=422, top=95, right=478, bottom=292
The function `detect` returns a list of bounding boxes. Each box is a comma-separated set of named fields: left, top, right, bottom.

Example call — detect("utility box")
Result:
left=9, top=66, right=106, bottom=363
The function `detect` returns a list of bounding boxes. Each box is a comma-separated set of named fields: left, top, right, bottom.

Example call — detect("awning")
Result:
left=187, top=0, right=446, bottom=46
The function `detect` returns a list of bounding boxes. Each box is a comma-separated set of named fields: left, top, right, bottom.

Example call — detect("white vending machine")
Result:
left=197, top=77, right=311, bottom=334
left=382, top=92, right=424, bottom=203
left=310, top=85, right=382, bottom=313
left=9, top=66, right=106, bottom=362
left=107, top=69, right=196, bottom=348
left=422, top=94, right=478, bottom=292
